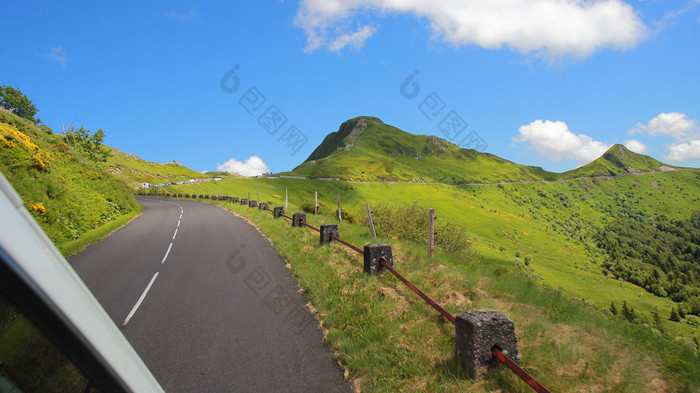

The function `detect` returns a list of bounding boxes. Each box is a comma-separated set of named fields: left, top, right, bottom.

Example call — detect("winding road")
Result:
left=69, top=198, right=350, bottom=393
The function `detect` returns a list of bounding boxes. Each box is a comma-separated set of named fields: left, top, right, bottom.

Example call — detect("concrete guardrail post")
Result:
left=232, top=197, right=239, bottom=203
left=320, top=224, right=339, bottom=245
left=455, top=310, right=519, bottom=378
left=241, top=198, right=248, bottom=205
left=363, top=243, right=393, bottom=274
left=259, top=202, right=268, bottom=211
left=273, top=206, right=284, bottom=218
left=292, top=213, right=306, bottom=227
left=249, top=200, right=257, bottom=208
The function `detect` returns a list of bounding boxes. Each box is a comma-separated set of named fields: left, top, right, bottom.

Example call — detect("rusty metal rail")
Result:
left=329, top=233, right=364, bottom=255
left=378, top=259, right=457, bottom=325
left=299, top=220, right=320, bottom=233
left=492, top=347, right=551, bottom=393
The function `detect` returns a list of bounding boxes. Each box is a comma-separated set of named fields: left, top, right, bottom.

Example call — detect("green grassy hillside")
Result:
left=0, top=109, right=140, bottom=255
left=105, top=146, right=211, bottom=188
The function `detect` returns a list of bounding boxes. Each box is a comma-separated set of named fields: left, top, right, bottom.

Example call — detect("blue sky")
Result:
left=2, top=0, right=700, bottom=175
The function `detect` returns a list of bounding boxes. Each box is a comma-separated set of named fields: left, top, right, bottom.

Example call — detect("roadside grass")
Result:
left=57, top=207, right=141, bottom=256
left=150, top=192, right=699, bottom=392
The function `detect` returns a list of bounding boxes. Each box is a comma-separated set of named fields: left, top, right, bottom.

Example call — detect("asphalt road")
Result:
left=70, top=198, right=351, bottom=393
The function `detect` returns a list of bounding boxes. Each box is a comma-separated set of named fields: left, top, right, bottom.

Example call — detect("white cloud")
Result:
left=328, top=25, right=376, bottom=52
left=37, top=46, right=67, bottom=67
left=294, top=0, right=647, bottom=58
left=650, top=3, right=697, bottom=36
left=217, top=156, right=269, bottom=177
left=664, top=140, right=700, bottom=162
left=630, top=112, right=700, bottom=141
left=514, top=119, right=609, bottom=164
left=624, top=139, right=648, bottom=154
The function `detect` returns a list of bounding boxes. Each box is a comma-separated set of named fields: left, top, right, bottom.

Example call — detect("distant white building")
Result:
left=213, top=176, right=222, bottom=181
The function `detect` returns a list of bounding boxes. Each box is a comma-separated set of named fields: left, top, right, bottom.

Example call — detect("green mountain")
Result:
left=290, top=116, right=553, bottom=183
left=0, top=109, right=140, bottom=254
left=289, top=117, right=675, bottom=183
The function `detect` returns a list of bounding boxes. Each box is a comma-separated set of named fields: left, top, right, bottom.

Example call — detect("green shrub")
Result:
left=301, top=199, right=327, bottom=214
left=356, top=202, right=471, bottom=257
left=336, top=208, right=356, bottom=223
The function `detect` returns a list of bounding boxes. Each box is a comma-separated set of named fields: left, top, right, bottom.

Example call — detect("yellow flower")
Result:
left=28, top=203, right=46, bottom=216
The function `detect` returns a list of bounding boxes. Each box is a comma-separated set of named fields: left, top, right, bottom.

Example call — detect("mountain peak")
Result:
left=602, top=144, right=659, bottom=172
left=565, top=143, right=674, bottom=178
left=304, top=116, right=382, bottom=162
left=603, top=143, right=633, bottom=159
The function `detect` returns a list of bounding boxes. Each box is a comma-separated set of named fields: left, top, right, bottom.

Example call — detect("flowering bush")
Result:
left=1, top=123, right=53, bottom=170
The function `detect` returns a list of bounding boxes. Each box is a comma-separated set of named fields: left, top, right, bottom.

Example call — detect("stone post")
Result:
left=292, top=213, right=306, bottom=227
left=363, top=243, right=393, bottom=274
left=455, top=310, right=519, bottom=378
left=320, top=224, right=339, bottom=245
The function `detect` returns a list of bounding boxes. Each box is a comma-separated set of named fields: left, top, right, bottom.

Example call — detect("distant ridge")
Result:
left=288, top=116, right=675, bottom=183
left=564, top=144, right=678, bottom=178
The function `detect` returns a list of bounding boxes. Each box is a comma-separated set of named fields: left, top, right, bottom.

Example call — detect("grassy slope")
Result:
left=0, top=109, right=141, bottom=255
left=104, top=146, right=210, bottom=188
left=149, top=191, right=699, bottom=392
